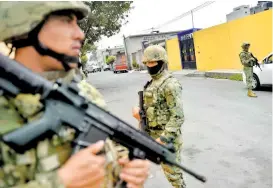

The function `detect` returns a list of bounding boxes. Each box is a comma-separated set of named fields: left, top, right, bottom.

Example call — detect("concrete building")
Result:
left=250, top=1, right=272, bottom=14
left=226, top=2, right=272, bottom=22
left=96, top=49, right=106, bottom=69
left=226, top=5, right=251, bottom=22
left=96, top=46, right=125, bottom=69
left=123, top=31, right=182, bottom=70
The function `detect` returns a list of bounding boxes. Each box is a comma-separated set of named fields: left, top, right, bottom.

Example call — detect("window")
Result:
left=266, top=55, right=272, bottom=64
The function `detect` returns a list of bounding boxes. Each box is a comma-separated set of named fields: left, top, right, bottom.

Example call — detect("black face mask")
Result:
left=147, top=61, right=164, bottom=75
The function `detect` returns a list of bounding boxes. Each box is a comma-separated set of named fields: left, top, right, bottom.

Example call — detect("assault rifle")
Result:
left=251, top=53, right=262, bottom=71
left=137, top=91, right=147, bottom=132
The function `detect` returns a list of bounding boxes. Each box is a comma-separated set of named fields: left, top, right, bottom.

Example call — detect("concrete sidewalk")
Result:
left=170, top=69, right=243, bottom=79
left=132, top=69, right=243, bottom=80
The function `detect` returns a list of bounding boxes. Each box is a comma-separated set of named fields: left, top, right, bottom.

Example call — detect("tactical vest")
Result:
left=0, top=68, right=124, bottom=187
left=239, top=51, right=253, bottom=67
left=0, top=69, right=79, bottom=187
left=143, top=71, right=173, bottom=138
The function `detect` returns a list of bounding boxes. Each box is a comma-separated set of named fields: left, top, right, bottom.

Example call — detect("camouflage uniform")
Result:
left=0, top=2, right=127, bottom=187
left=142, top=45, right=186, bottom=188
left=0, top=69, right=128, bottom=187
left=239, top=42, right=257, bottom=97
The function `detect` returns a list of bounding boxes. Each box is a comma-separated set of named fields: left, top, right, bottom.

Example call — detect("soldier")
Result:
left=0, top=2, right=150, bottom=188
left=239, top=42, right=258, bottom=97
left=132, top=45, right=186, bottom=188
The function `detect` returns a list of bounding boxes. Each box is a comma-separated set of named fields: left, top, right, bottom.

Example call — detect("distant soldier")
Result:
left=133, top=45, right=186, bottom=188
left=239, top=42, right=258, bottom=97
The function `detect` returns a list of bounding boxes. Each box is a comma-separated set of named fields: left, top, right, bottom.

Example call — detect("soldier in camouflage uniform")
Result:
left=133, top=45, right=186, bottom=188
left=0, top=2, right=150, bottom=188
left=239, top=42, right=258, bottom=97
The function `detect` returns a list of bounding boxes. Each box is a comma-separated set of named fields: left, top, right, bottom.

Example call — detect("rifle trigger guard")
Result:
left=129, top=148, right=146, bottom=160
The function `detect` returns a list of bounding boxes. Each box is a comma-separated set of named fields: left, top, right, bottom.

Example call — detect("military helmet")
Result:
left=0, top=1, right=90, bottom=43
left=241, top=42, right=250, bottom=48
left=142, top=45, right=168, bottom=65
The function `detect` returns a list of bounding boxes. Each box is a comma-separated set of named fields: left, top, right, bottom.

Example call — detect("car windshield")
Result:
left=268, top=55, right=272, bottom=64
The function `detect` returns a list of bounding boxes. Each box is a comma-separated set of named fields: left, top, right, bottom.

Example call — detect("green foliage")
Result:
left=80, top=41, right=97, bottom=65
left=132, top=60, right=139, bottom=69
left=81, top=55, right=88, bottom=65
left=207, top=73, right=243, bottom=81
left=79, top=1, right=133, bottom=45
left=229, top=74, right=243, bottom=81
left=106, top=56, right=116, bottom=65
left=81, top=42, right=97, bottom=56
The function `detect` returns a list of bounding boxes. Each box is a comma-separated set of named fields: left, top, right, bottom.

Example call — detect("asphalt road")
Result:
left=87, top=70, right=272, bottom=188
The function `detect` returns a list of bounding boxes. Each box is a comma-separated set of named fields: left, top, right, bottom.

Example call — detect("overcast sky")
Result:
left=95, top=0, right=258, bottom=49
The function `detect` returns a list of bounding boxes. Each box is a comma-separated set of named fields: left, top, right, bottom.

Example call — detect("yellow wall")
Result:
left=166, top=37, right=182, bottom=71
left=194, top=9, right=272, bottom=71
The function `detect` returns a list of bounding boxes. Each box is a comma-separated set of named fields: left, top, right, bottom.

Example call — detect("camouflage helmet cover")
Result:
left=241, top=42, right=250, bottom=48
left=142, top=45, right=168, bottom=65
left=0, top=1, right=90, bottom=43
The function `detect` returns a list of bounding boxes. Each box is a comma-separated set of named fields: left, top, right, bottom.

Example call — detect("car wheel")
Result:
left=252, top=74, right=260, bottom=90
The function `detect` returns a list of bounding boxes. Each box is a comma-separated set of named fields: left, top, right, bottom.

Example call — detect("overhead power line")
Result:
left=133, top=1, right=215, bottom=35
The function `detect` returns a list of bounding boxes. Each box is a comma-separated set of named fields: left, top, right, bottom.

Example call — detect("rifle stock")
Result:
left=0, top=54, right=207, bottom=183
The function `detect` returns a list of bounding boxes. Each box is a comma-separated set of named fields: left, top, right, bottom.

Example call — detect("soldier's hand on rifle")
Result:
left=132, top=106, right=140, bottom=121
left=156, top=137, right=164, bottom=145
left=58, top=140, right=106, bottom=188
left=119, top=158, right=150, bottom=188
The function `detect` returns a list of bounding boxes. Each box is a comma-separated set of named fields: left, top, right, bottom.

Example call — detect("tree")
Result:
left=132, top=60, right=140, bottom=70
left=79, top=1, right=133, bottom=45
left=106, top=55, right=116, bottom=70
left=106, top=56, right=116, bottom=65
left=80, top=41, right=97, bottom=66
left=80, top=54, right=88, bottom=65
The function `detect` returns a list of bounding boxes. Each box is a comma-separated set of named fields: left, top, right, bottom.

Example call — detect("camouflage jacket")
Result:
left=143, top=70, right=184, bottom=143
left=0, top=68, right=127, bottom=188
left=239, top=51, right=254, bottom=67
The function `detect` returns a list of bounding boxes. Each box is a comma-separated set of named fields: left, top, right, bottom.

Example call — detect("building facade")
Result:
left=226, top=1, right=272, bottom=22
left=194, top=9, right=272, bottom=71
left=95, top=46, right=125, bottom=69
left=226, top=5, right=251, bottom=22
left=123, top=31, right=181, bottom=70
left=250, top=1, right=272, bottom=14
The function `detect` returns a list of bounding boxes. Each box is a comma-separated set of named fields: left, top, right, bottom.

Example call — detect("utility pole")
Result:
left=191, top=10, right=194, bottom=28
left=123, top=34, right=131, bottom=70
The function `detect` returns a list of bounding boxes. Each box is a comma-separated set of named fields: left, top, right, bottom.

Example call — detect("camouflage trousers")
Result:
left=243, top=66, right=253, bottom=90
left=148, top=130, right=186, bottom=188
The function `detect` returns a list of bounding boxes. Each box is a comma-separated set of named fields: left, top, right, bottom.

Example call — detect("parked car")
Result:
left=86, top=64, right=101, bottom=73
left=103, top=64, right=111, bottom=71
left=92, top=65, right=101, bottom=72
left=242, top=52, right=272, bottom=90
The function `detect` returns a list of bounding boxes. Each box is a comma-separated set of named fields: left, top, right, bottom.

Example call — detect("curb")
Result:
left=185, top=72, right=206, bottom=78
left=131, top=69, right=242, bottom=81
left=183, top=70, right=243, bottom=81
left=205, top=71, right=242, bottom=78
left=204, top=71, right=243, bottom=81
